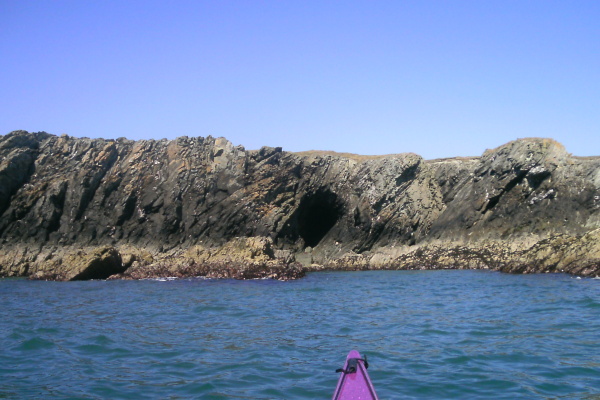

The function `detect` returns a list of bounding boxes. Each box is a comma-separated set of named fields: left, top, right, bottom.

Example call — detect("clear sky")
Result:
left=1, top=1, right=599, bottom=159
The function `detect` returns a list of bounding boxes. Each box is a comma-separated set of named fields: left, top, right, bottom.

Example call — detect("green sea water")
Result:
left=1, top=270, right=599, bottom=399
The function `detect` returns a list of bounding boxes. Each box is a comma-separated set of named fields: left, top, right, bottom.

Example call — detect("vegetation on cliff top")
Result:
left=1, top=131, right=598, bottom=280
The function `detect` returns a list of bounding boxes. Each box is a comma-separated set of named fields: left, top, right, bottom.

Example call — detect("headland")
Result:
left=1, top=131, right=598, bottom=280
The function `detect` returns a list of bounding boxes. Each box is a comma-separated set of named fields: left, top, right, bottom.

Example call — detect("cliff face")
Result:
left=1, top=131, right=599, bottom=279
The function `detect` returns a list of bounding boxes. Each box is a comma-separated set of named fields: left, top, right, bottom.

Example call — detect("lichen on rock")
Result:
left=1, top=131, right=599, bottom=280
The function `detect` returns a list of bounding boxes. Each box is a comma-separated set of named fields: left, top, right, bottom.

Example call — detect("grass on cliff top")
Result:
left=294, top=150, right=483, bottom=163
left=292, top=150, right=418, bottom=162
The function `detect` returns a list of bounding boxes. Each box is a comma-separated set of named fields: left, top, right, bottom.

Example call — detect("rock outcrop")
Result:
left=0, top=130, right=598, bottom=280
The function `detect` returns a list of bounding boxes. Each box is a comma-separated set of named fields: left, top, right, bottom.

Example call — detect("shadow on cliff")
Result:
left=277, top=188, right=344, bottom=249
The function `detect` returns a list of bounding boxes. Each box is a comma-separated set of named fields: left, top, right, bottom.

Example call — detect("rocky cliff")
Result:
left=0, top=130, right=598, bottom=280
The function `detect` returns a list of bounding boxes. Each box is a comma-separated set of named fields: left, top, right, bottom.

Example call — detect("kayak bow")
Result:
left=332, top=350, right=379, bottom=400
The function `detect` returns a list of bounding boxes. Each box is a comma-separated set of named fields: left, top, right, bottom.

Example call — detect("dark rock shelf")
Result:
left=1, top=131, right=599, bottom=280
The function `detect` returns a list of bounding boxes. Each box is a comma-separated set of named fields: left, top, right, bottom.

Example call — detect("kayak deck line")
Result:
left=332, top=350, right=379, bottom=400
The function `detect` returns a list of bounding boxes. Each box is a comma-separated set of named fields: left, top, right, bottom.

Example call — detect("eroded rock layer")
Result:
left=0, top=131, right=598, bottom=280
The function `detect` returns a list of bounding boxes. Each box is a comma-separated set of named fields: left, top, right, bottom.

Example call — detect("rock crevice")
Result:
left=0, top=131, right=598, bottom=280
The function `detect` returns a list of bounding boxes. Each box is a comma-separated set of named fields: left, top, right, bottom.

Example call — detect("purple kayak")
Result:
left=332, top=350, right=379, bottom=400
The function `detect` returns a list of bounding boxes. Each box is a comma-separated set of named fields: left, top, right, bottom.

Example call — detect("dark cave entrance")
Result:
left=295, top=190, right=344, bottom=248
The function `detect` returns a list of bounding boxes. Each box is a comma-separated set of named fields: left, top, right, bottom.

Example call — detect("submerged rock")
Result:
left=0, top=131, right=599, bottom=280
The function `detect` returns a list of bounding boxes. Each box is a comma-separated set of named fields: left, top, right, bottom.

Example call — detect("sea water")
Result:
left=1, top=270, right=599, bottom=399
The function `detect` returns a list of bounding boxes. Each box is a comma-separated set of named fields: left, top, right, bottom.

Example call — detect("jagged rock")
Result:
left=1, top=131, right=599, bottom=280
left=312, top=230, right=600, bottom=278
left=29, top=246, right=123, bottom=281
left=108, top=237, right=304, bottom=281
left=112, top=259, right=304, bottom=281
left=500, top=228, right=600, bottom=276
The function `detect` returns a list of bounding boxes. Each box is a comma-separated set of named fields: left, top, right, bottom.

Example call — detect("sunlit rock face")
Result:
left=0, top=131, right=599, bottom=279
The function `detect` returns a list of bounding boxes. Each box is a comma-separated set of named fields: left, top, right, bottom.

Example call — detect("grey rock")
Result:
left=1, top=131, right=599, bottom=279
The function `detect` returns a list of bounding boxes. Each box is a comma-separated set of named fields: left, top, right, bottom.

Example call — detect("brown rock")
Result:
left=1, top=131, right=599, bottom=279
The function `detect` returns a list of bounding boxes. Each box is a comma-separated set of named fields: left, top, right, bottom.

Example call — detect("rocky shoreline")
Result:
left=317, top=229, right=600, bottom=276
left=0, top=237, right=306, bottom=281
left=1, top=229, right=598, bottom=281
left=1, top=131, right=599, bottom=281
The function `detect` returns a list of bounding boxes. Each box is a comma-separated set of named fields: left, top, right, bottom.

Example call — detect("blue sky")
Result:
left=1, top=1, right=599, bottom=159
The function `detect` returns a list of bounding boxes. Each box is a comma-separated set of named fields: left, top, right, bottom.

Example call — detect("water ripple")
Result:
left=1, top=271, right=600, bottom=399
